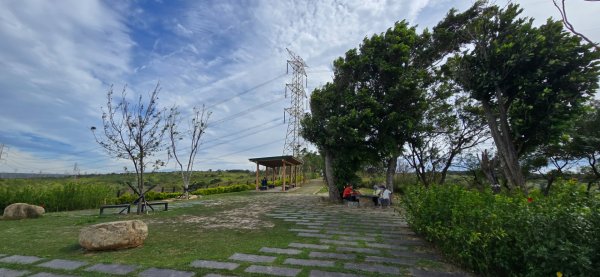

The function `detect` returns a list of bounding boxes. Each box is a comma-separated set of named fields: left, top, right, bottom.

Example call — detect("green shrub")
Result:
left=402, top=181, right=599, bottom=276
left=0, top=182, right=117, bottom=212
left=191, top=184, right=253, bottom=196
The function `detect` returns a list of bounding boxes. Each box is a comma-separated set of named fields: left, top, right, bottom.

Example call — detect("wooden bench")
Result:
left=99, top=204, right=131, bottom=215
left=144, top=201, right=168, bottom=211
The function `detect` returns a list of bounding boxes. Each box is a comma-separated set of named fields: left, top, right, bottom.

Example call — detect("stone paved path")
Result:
left=0, top=180, right=472, bottom=276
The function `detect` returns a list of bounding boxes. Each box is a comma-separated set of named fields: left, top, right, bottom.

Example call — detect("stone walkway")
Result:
left=0, top=181, right=471, bottom=276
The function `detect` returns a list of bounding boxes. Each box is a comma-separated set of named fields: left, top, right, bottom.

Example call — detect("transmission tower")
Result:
left=283, top=48, right=307, bottom=157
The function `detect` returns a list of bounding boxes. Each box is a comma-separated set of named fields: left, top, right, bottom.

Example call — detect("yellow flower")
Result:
left=557, top=271, right=563, bottom=277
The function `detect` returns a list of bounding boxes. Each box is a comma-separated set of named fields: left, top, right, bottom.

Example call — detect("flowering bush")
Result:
left=402, top=181, right=600, bottom=276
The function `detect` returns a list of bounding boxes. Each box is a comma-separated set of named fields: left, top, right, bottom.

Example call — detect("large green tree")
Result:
left=447, top=2, right=600, bottom=193
left=301, top=82, right=370, bottom=201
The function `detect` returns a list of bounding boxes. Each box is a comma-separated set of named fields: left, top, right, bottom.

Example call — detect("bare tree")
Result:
left=553, top=0, right=600, bottom=52
left=91, top=83, right=171, bottom=214
left=167, top=105, right=211, bottom=199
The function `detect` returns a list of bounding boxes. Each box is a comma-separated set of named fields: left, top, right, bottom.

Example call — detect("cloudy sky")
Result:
left=0, top=0, right=598, bottom=174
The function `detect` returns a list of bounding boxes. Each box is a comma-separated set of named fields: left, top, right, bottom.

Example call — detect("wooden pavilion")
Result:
left=249, top=155, right=303, bottom=192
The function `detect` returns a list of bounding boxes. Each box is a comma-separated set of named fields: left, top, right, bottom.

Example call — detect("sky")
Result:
left=0, top=0, right=599, bottom=174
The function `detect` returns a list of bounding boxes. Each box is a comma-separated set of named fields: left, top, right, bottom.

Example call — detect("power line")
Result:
left=211, top=96, right=286, bottom=126
left=206, top=73, right=287, bottom=110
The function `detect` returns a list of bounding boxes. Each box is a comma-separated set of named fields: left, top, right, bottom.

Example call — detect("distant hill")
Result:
left=0, top=173, right=67, bottom=179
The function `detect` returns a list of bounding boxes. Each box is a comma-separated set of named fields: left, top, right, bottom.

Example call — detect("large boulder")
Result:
left=3, top=203, right=45, bottom=219
left=79, top=220, right=148, bottom=251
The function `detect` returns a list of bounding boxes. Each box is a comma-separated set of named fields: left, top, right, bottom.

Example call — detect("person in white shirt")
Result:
left=380, top=186, right=392, bottom=208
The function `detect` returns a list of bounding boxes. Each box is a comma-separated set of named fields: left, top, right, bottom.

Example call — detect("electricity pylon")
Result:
left=283, top=48, right=307, bottom=157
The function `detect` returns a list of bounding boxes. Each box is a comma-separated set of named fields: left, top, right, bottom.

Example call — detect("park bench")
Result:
left=144, top=201, right=168, bottom=211
left=99, top=204, right=131, bottom=215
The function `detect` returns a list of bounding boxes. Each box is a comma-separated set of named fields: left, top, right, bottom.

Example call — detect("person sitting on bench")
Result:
left=342, top=184, right=360, bottom=202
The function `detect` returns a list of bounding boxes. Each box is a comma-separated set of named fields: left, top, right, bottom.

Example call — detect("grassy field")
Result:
left=0, top=191, right=302, bottom=276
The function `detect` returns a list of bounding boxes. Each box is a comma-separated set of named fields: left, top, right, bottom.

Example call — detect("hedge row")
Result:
left=1, top=182, right=257, bottom=212
left=191, top=184, right=254, bottom=195
left=402, top=181, right=600, bottom=276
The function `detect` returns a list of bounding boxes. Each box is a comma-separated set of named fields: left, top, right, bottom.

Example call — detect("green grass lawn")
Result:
left=0, top=191, right=302, bottom=276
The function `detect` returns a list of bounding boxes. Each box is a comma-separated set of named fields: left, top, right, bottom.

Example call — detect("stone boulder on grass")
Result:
left=3, top=203, right=45, bottom=219
left=79, top=220, right=148, bottom=251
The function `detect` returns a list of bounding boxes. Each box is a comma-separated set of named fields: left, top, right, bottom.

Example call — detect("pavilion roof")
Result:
left=249, top=155, right=302, bottom=167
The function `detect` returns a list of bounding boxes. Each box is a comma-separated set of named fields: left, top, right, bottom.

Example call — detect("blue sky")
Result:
left=0, top=0, right=599, bottom=174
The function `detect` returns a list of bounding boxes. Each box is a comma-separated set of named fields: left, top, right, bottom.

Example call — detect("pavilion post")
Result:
left=282, top=160, right=287, bottom=192
left=255, top=162, right=259, bottom=191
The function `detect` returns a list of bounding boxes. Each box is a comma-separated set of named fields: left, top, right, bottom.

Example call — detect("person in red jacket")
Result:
left=342, top=184, right=359, bottom=202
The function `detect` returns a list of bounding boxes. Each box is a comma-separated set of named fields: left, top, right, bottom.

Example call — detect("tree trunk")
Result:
left=385, top=156, right=397, bottom=193
left=324, top=149, right=341, bottom=202
left=481, top=99, right=527, bottom=194
left=543, top=175, right=555, bottom=196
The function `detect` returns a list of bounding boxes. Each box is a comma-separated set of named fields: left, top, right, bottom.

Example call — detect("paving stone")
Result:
left=85, top=263, right=139, bottom=275
left=29, top=273, right=79, bottom=277
left=229, top=253, right=276, bottom=263
left=284, top=258, right=335, bottom=267
left=37, top=259, right=88, bottom=270
left=344, top=262, right=400, bottom=275
left=203, top=274, right=237, bottom=277
left=244, top=265, right=301, bottom=277
left=284, top=219, right=309, bottom=222
left=0, top=255, right=43, bottom=264
left=289, top=228, right=320, bottom=233
left=260, top=247, right=302, bottom=255
left=336, top=247, right=382, bottom=255
left=298, top=233, right=333, bottom=239
left=365, top=256, right=417, bottom=266
left=409, top=268, right=469, bottom=277
left=338, top=236, right=376, bottom=242
left=309, top=252, right=356, bottom=260
left=138, top=268, right=195, bottom=277
left=296, top=222, right=324, bottom=226
left=308, top=270, right=362, bottom=277
left=0, top=268, right=30, bottom=277
left=386, top=239, right=426, bottom=246
left=190, top=260, right=239, bottom=270
left=289, top=243, right=330, bottom=250
left=320, top=239, right=358, bottom=246
left=389, top=250, right=441, bottom=260
left=364, top=242, right=396, bottom=249
left=0, top=254, right=6, bottom=258
left=325, top=231, right=359, bottom=236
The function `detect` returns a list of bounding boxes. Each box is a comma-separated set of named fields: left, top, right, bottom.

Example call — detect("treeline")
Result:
left=301, top=1, right=600, bottom=199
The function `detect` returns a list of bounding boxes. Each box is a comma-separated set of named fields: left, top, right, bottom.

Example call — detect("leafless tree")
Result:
left=91, top=83, right=171, bottom=214
left=553, top=0, right=599, bottom=52
left=167, top=105, right=211, bottom=199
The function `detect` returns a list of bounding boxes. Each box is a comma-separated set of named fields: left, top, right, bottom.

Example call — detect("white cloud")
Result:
left=1, top=0, right=599, bottom=173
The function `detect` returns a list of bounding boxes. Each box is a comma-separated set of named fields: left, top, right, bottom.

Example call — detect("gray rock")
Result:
left=289, top=228, right=320, bottom=233
left=298, top=233, right=332, bottom=239
left=2, top=203, right=44, bottom=219
left=79, top=220, right=148, bottom=251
